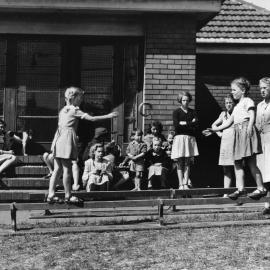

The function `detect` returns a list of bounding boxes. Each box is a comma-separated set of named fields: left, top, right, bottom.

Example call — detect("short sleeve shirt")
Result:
left=58, top=105, right=86, bottom=129
left=126, top=141, right=147, bottom=156
left=232, top=97, right=255, bottom=124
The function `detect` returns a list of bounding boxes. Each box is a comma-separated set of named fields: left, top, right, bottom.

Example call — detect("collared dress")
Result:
left=256, top=100, right=270, bottom=183
left=51, top=105, right=86, bottom=160
left=82, top=158, right=112, bottom=190
left=126, top=140, right=147, bottom=172
left=232, top=97, right=261, bottom=161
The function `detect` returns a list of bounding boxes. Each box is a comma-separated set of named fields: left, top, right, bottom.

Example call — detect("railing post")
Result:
left=10, top=202, right=17, bottom=232
left=170, top=188, right=177, bottom=212
left=158, top=199, right=164, bottom=226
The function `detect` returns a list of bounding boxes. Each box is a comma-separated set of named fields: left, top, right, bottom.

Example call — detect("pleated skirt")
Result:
left=171, top=135, right=199, bottom=159
left=234, top=121, right=261, bottom=161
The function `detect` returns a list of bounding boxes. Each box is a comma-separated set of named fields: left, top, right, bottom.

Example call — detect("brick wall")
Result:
left=144, top=15, right=196, bottom=134
left=199, top=75, right=261, bottom=111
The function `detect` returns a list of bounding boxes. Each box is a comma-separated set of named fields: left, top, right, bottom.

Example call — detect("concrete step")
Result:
left=14, top=166, right=49, bottom=176
left=0, top=190, right=47, bottom=202
left=17, top=155, right=44, bottom=165
left=1, top=178, right=49, bottom=189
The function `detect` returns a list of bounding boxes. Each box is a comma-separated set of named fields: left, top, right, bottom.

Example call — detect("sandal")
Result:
left=64, top=195, right=83, bottom=204
left=46, top=195, right=63, bottom=204
left=248, top=189, right=267, bottom=200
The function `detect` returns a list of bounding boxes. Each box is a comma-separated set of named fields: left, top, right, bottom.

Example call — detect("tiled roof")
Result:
left=197, top=0, right=270, bottom=43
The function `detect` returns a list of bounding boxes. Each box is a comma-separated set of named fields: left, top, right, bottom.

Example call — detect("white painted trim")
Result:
left=197, top=38, right=270, bottom=44
left=0, top=0, right=222, bottom=13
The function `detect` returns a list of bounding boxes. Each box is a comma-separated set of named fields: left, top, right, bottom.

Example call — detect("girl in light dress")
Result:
left=256, top=78, right=270, bottom=213
left=204, top=94, right=236, bottom=198
left=210, top=77, right=266, bottom=199
left=82, top=143, right=113, bottom=192
left=171, top=91, right=199, bottom=190
left=47, top=86, right=117, bottom=203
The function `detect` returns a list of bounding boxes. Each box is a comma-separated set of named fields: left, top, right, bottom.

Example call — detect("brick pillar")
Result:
left=144, top=15, right=196, bottom=133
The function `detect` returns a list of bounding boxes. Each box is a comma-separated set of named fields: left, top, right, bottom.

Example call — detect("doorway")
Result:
left=0, top=36, right=144, bottom=149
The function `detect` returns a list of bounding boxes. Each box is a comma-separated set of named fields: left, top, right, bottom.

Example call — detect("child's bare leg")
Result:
left=176, top=158, right=184, bottom=189
left=133, top=171, right=142, bottom=191
left=43, top=153, right=54, bottom=174
left=183, top=158, right=190, bottom=189
left=223, top=166, right=233, bottom=188
left=22, top=131, right=29, bottom=156
left=72, top=160, right=80, bottom=191
left=48, top=158, right=62, bottom=198
left=114, top=173, right=129, bottom=189
left=0, top=155, right=17, bottom=174
left=61, top=158, right=72, bottom=199
left=234, top=160, right=245, bottom=191
left=247, top=156, right=265, bottom=190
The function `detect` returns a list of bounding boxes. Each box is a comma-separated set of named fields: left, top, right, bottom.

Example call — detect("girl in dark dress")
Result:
left=171, top=91, right=199, bottom=190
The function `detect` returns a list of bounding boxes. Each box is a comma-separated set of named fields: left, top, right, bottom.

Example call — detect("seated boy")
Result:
left=145, top=137, right=170, bottom=189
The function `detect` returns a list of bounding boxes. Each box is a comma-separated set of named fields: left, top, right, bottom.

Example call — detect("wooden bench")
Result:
left=0, top=188, right=269, bottom=232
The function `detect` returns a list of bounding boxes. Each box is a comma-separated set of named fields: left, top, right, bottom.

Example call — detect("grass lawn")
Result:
left=1, top=225, right=270, bottom=270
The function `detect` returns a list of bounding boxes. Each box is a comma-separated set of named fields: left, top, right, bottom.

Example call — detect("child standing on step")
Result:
left=171, top=91, right=199, bottom=190
left=120, top=129, right=147, bottom=191
left=210, top=77, right=267, bottom=199
left=47, top=86, right=117, bottom=203
left=203, top=94, right=236, bottom=198
left=255, top=78, right=270, bottom=214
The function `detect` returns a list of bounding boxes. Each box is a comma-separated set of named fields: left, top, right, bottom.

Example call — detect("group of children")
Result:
left=1, top=78, right=269, bottom=206
left=203, top=77, right=270, bottom=201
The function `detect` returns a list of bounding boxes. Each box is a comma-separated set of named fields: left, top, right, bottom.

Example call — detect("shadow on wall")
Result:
left=193, top=79, right=224, bottom=188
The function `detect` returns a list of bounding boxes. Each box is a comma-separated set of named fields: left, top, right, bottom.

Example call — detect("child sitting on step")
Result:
left=145, top=137, right=169, bottom=189
left=0, top=120, right=18, bottom=177
left=120, top=129, right=147, bottom=191
left=82, top=143, right=113, bottom=192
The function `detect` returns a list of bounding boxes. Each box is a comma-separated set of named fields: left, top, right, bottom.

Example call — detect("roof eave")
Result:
left=0, top=0, right=223, bottom=14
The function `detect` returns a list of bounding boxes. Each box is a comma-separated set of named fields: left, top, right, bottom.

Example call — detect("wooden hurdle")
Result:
left=0, top=188, right=269, bottom=232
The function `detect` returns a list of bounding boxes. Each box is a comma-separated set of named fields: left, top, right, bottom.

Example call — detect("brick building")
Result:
left=0, top=0, right=223, bottom=151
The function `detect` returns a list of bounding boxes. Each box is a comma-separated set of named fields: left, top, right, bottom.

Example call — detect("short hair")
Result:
left=134, top=128, right=143, bottom=136
left=177, top=91, right=192, bottom=103
left=231, top=77, right=250, bottom=96
left=150, top=121, right=163, bottom=133
left=167, top=130, right=175, bottom=137
left=152, top=137, right=162, bottom=145
left=259, top=77, right=270, bottom=87
left=0, top=119, right=6, bottom=127
left=89, top=143, right=104, bottom=159
left=65, top=86, right=84, bottom=102
left=224, top=93, right=235, bottom=103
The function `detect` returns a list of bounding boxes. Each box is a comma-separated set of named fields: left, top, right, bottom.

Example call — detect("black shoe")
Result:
left=247, top=189, right=267, bottom=200
left=228, top=189, right=247, bottom=200
left=263, top=207, right=270, bottom=215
